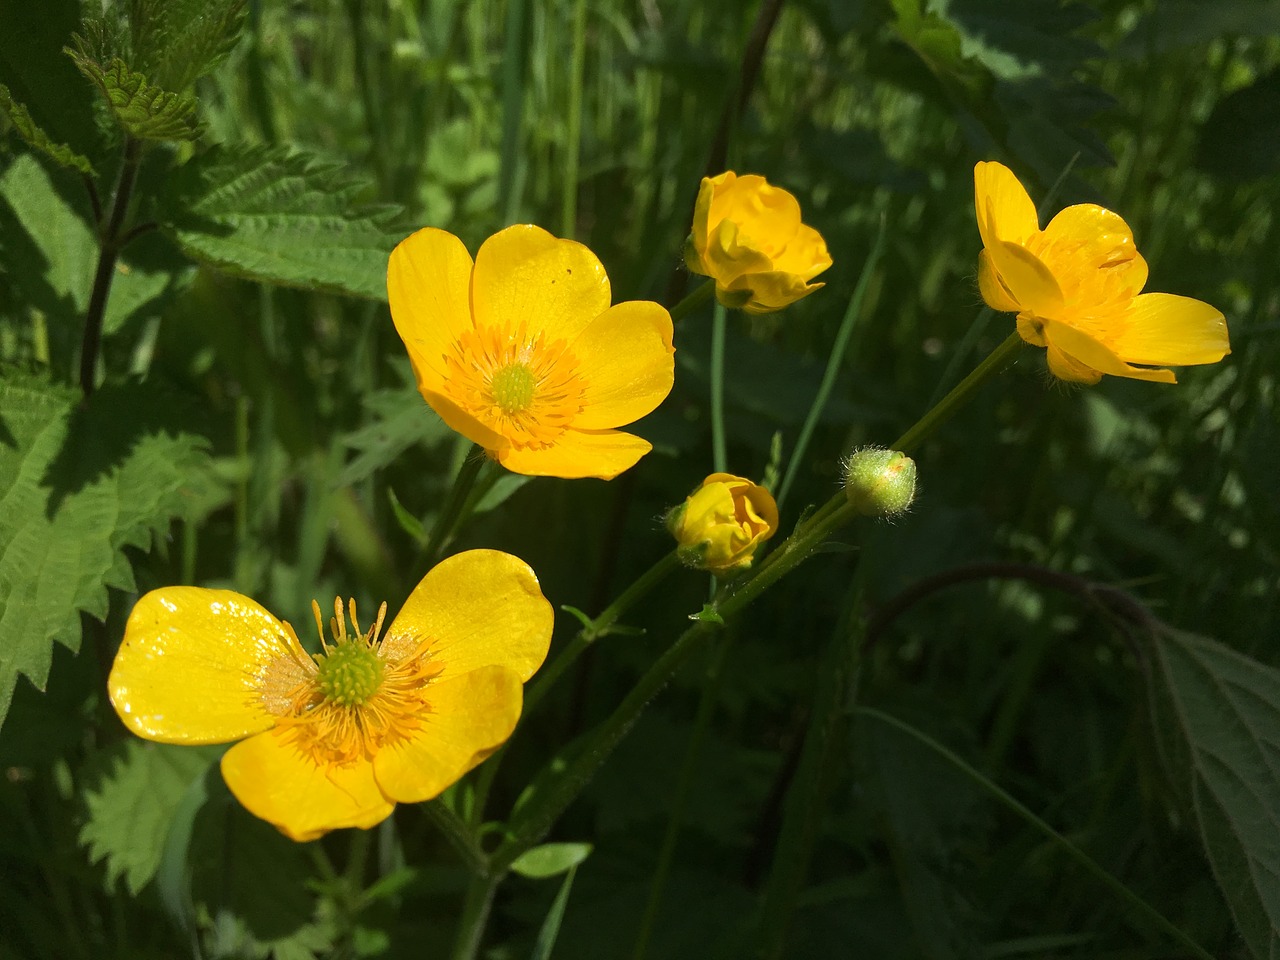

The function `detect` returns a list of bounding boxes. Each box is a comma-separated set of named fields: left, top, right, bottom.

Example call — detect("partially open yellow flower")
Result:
left=667, top=473, right=779, bottom=575
left=975, top=160, right=1229, bottom=384
left=388, top=224, right=675, bottom=480
left=108, top=550, right=553, bottom=842
left=685, top=172, right=832, bottom=314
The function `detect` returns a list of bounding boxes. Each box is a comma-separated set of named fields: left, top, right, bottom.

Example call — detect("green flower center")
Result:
left=316, top=642, right=385, bottom=707
left=490, top=363, right=537, bottom=414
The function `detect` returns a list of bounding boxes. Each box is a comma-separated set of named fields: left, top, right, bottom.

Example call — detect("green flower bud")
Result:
left=843, top=448, right=917, bottom=516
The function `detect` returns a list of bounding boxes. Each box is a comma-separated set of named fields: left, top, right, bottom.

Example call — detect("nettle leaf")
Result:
left=0, top=154, right=183, bottom=342
left=126, top=0, right=247, bottom=93
left=0, top=84, right=95, bottom=175
left=1149, top=629, right=1280, bottom=959
left=80, top=740, right=220, bottom=895
left=66, top=48, right=202, bottom=142
left=160, top=146, right=408, bottom=300
left=337, top=379, right=452, bottom=487
left=0, top=375, right=211, bottom=731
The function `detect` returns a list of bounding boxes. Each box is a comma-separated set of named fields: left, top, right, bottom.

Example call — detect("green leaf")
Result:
left=0, top=83, right=94, bottom=175
left=0, top=154, right=184, bottom=346
left=337, top=381, right=451, bottom=487
left=66, top=49, right=203, bottom=141
left=1150, top=629, right=1280, bottom=959
left=530, top=864, right=581, bottom=960
left=80, top=741, right=219, bottom=895
left=160, top=146, right=408, bottom=300
left=0, top=375, right=211, bottom=730
left=126, top=0, right=247, bottom=93
left=510, top=842, right=593, bottom=879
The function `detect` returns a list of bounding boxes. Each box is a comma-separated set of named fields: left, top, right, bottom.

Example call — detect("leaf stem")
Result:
left=424, top=798, right=490, bottom=877
left=424, top=444, right=487, bottom=563
left=80, top=137, right=141, bottom=396
left=450, top=871, right=501, bottom=960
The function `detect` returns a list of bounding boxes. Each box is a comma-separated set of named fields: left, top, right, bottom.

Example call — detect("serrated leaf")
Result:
left=160, top=146, right=408, bottom=300
left=1150, top=629, right=1280, bottom=959
left=0, top=375, right=211, bottom=730
left=338, top=382, right=451, bottom=487
left=80, top=740, right=219, bottom=894
left=0, top=154, right=184, bottom=343
left=0, top=83, right=95, bottom=175
left=66, top=49, right=203, bottom=141
left=128, top=0, right=247, bottom=93
left=510, top=842, right=593, bottom=879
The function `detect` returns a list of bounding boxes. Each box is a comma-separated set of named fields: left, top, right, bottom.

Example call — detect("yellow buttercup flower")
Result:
left=685, top=171, right=832, bottom=314
left=108, top=550, right=553, bottom=842
left=668, top=473, right=779, bottom=575
left=975, top=160, right=1229, bottom=384
left=388, top=224, right=675, bottom=480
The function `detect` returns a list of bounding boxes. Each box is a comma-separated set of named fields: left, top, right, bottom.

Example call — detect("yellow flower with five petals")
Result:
left=108, top=550, right=553, bottom=842
left=388, top=224, right=675, bottom=480
left=975, top=160, right=1229, bottom=384
left=685, top=172, right=832, bottom=314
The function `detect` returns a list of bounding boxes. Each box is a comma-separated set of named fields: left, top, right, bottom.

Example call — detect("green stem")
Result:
left=710, top=302, right=728, bottom=472
left=450, top=871, right=502, bottom=960
left=424, top=799, right=490, bottom=877
left=424, top=444, right=486, bottom=563
left=80, top=137, right=142, bottom=396
left=777, top=216, right=887, bottom=507
left=892, top=330, right=1024, bottom=455
left=525, top=550, right=681, bottom=714
left=561, top=0, right=587, bottom=237
left=632, top=630, right=733, bottom=960
left=668, top=279, right=715, bottom=324
left=858, top=707, right=1215, bottom=960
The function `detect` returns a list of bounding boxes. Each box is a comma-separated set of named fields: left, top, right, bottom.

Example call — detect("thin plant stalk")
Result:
left=777, top=215, right=887, bottom=507
left=710, top=301, right=728, bottom=472
left=423, top=444, right=487, bottom=563
left=561, top=0, right=587, bottom=237
left=668, top=279, right=715, bottom=324
left=80, top=136, right=142, bottom=396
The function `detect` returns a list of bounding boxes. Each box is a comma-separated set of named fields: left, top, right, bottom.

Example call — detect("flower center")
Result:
left=490, top=362, right=537, bottom=414
left=440, top=322, right=588, bottom=449
left=316, top=641, right=384, bottom=707
left=266, top=597, right=443, bottom=768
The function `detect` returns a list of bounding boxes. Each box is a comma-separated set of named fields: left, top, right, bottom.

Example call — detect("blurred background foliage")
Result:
left=1, top=0, right=1278, bottom=957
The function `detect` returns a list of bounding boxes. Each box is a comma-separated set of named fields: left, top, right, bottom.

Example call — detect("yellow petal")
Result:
left=419, top=385, right=510, bottom=451
left=1042, top=321, right=1176, bottom=383
left=703, top=218, right=773, bottom=286
left=221, top=732, right=394, bottom=842
left=372, top=666, right=522, bottom=803
left=1044, top=340, right=1103, bottom=384
left=773, top=222, right=833, bottom=282
left=985, top=239, right=1063, bottom=317
left=471, top=224, right=611, bottom=344
left=496, top=427, right=653, bottom=480
left=736, top=272, right=823, bottom=314
left=387, top=228, right=476, bottom=391
left=687, top=176, right=720, bottom=275
left=1015, top=313, right=1048, bottom=348
left=571, top=301, right=675, bottom=430
left=978, top=250, right=1021, bottom=313
left=109, top=588, right=306, bottom=744
left=974, top=161, right=1039, bottom=248
left=712, top=174, right=804, bottom=250
left=1040, top=204, right=1147, bottom=300
left=1105, top=293, right=1230, bottom=366
left=386, top=549, right=553, bottom=683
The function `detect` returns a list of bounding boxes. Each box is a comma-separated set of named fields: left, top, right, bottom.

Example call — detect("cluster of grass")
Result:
left=1, top=0, right=1278, bottom=957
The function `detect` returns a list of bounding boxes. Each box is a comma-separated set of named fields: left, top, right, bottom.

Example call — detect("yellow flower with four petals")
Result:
left=388, top=224, right=675, bottom=480
left=974, top=160, right=1229, bottom=384
left=108, top=550, right=553, bottom=841
left=685, top=171, right=832, bottom=314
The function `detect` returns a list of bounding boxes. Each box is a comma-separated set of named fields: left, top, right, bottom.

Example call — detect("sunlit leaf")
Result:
left=159, top=146, right=408, bottom=300
left=0, top=375, right=211, bottom=731
left=66, top=49, right=203, bottom=141
left=510, top=842, right=593, bottom=880
left=0, top=83, right=94, bottom=175
left=80, top=741, right=220, bottom=895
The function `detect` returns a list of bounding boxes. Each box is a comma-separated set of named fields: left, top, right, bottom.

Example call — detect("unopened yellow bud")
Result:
left=843, top=448, right=917, bottom=516
left=667, top=473, right=779, bottom=576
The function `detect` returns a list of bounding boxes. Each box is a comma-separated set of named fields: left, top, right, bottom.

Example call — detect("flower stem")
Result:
left=450, top=871, right=501, bottom=960
left=525, top=550, right=680, bottom=714
left=424, top=443, right=486, bottom=563
left=80, top=137, right=142, bottom=397
left=892, top=330, right=1024, bottom=455
left=777, top=215, right=887, bottom=508
left=710, top=301, right=728, bottom=472
left=424, top=798, right=490, bottom=877
left=667, top=279, right=715, bottom=324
